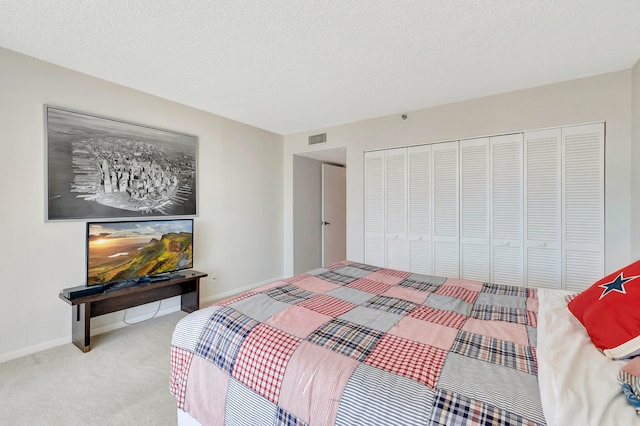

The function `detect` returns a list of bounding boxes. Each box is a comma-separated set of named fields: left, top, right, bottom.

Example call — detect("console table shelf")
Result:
left=59, top=270, right=207, bottom=352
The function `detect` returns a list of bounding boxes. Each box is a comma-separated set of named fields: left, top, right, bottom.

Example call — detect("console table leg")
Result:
left=180, top=278, right=200, bottom=313
left=72, top=303, right=91, bottom=352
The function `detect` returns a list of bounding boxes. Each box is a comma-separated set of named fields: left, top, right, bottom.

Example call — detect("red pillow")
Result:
left=568, top=259, right=640, bottom=359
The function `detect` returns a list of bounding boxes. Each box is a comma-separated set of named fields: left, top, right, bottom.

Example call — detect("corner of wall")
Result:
left=631, top=58, right=640, bottom=258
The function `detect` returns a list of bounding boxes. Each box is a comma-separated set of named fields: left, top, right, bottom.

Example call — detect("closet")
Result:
left=364, top=122, right=604, bottom=291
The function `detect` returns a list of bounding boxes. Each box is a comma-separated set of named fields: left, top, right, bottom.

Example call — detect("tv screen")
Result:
left=86, top=218, right=193, bottom=286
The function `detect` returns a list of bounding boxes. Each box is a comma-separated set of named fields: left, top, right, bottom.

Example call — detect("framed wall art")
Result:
left=45, top=105, right=197, bottom=221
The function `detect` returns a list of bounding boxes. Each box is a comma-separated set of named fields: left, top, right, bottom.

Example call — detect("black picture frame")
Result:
left=45, top=106, right=198, bottom=221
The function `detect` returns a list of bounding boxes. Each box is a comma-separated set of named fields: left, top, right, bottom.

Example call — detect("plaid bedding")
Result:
left=171, top=261, right=545, bottom=425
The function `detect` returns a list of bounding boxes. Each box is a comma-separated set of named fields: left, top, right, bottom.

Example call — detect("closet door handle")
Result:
left=322, top=221, right=330, bottom=225
left=539, top=242, right=547, bottom=247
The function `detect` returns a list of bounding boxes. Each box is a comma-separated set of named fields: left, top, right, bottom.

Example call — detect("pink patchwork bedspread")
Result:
left=170, top=261, right=545, bottom=425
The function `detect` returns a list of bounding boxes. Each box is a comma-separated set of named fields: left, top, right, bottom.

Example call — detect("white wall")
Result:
left=0, top=48, right=284, bottom=361
left=284, top=70, right=633, bottom=278
left=292, top=155, right=322, bottom=274
left=632, top=59, right=640, bottom=259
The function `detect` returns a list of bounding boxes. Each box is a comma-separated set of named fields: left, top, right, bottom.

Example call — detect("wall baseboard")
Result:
left=0, top=304, right=181, bottom=364
left=0, top=336, right=71, bottom=364
left=0, top=276, right=284, bottom=364
left=200, top=276, right=284, bottom=305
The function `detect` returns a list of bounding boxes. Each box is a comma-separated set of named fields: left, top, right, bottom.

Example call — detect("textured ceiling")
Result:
left=1, top=1, right=640, bottom=135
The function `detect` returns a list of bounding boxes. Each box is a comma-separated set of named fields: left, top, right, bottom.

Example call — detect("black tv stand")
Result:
left=59, top=270, right=207, bottom=352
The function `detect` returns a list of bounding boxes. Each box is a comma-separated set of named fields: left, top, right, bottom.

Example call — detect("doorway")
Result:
left=292, top=148, right=346, bottom=274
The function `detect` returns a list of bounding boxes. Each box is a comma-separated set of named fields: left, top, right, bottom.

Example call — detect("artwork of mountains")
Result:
left=46, top=106, right=197, bottom=220
left=87, top=220, right=193, bottom=286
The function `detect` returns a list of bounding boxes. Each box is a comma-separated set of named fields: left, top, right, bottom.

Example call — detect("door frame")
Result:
left=292, top=148, right=347, bottom=274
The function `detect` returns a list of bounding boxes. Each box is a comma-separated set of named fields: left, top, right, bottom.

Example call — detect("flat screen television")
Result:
left=86, top=218, right=193, bottom=288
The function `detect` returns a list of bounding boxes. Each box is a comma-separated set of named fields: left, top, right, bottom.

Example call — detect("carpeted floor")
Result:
left=0, top=310, right=188, bottom=426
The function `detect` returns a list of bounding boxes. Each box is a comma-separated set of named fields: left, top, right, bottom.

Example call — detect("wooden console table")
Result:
left=59, top=270, right=207, bottom=352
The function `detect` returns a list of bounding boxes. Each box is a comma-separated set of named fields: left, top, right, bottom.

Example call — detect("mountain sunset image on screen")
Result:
left=86, top=219, right=193, bottom=286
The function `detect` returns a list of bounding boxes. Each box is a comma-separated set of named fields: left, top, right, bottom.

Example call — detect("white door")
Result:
left=490, top=133, right=524, bottom=286
left=364, top=151, right=385, bottom=267
left=562, top=123, right=604, bottom=292
left=460, top=138, right=490, bottom=281
left=322, top=164, right=346, bottom=266
left=524, top=128, right=562, bottom=289
left=432, top=141, right=460, bottom=277
left=385, top=148, right=409, bottom=270
left=408, top=145, right=432, bottom=275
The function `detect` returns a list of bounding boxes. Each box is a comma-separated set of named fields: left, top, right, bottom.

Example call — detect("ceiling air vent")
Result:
left=308, top=133, right=327, bottom=145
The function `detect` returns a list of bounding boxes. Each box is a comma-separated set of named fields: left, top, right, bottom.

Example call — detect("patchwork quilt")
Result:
left=171, top=261, right=545, bottom=426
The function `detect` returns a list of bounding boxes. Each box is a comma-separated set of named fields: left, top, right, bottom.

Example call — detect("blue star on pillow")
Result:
left=599, top=272, right=640, bottom=299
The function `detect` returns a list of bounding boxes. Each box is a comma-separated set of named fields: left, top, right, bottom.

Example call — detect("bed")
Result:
left=170, top=261, right=640, bottom=425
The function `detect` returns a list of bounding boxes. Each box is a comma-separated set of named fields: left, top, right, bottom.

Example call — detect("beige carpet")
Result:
left=0, top=310, right=188, bottom=426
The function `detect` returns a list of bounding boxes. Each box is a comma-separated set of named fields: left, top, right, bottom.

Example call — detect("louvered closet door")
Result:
left=491, top=134, right=524, bottom=287
left=385, top=148, right=408, bottom=270
left=524, top=129, right=561, bottom=289
left=408, top=145, right=432, bottom=275
left=562, top=123, right=604, bottom=292
left=432, top=141, right=459, bottom=277
left=460, top=138, right=490, bottom=281
left=364, top=151, right=385, bottom=267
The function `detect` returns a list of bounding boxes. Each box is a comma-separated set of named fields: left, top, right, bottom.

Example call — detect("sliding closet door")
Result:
left=490, top=134, right=524, bottom=287
left=460, top=138, right=490, bottom=281
left=432, top=141, right=459, bottom=277
left=524, top=129, right=562, bottom=289
left=562, top=123, right=604, bottom=292
left=364, top=151, right=385, bottom=267
left=385, top=148, right=408, bottom=270
left=408, top=145, right=432, bottom=275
